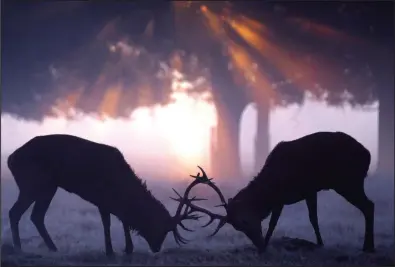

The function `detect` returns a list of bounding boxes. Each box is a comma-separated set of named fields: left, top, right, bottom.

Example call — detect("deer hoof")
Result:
left=124, top=247, right=134, bottom=255
left=106, top=250, right=115, bottom=258
left=13, top=246, right=22, bottom=253
left=48, top=245, right=58, bottom=252
left=363, top=247, right=376, bottom=253
left=257, top=246, right=267, bottom=254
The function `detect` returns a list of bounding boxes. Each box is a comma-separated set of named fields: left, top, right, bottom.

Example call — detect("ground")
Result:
left=1, top=174, right=394, bottom=266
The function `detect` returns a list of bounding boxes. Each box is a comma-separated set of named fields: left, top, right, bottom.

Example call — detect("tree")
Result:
left=2, top=2, right=393, bottom=175
left=169, top=2, right=393, bottom=175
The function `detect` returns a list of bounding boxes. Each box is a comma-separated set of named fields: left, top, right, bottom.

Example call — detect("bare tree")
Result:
left=176, top=132, right=375, bottom=253
left=7, top=134, right=216, bottom=256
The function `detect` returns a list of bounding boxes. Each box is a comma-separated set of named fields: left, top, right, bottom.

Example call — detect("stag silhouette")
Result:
left=176, top=132, right=375, bottom=253
left=7, top=134, right=218, bottom=256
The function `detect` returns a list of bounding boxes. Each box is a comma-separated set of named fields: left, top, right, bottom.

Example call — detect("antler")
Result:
left=189, top=166, right=228, bottom=209
left=170, top=188, right=204, bottom=245
left=170, top=166, right=229, bottom=241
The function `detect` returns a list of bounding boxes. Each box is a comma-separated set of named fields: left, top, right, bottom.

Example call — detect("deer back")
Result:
left=8, top=134, right=172, bottom=225
left=234, top=132, right=371, bottom=208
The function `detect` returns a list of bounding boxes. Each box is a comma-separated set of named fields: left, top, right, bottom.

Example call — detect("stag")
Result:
left=7, top=134, right=218, bottom=256
left=176, top=132, right=375, bottom=253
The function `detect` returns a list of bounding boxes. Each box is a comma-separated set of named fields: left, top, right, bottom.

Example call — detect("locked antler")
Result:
left=171, top=166, right=229, bottom=240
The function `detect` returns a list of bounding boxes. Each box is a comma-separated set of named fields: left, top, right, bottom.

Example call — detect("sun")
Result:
left=153, top=90, right=216, bottom=169
left=126, top=70, right=217, bottom=173
left=162, top=103, right=211, bottom=164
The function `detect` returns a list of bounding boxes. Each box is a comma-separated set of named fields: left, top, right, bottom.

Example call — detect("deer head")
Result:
left=172, top=166, right=265, bottom=250
left=135, top=165, right=228, bottom=252
left=126, top=166, right=231, bottom=253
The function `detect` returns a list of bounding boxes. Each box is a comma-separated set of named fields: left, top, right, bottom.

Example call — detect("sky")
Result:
left=1, top=2, right=390, bottom=180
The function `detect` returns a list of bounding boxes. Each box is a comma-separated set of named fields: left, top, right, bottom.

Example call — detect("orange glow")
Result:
left=99, top=84, right=122, bottom=117
left=137, top=84, right=153, bottom=107
left=157, top=94, right=216, bottom=170
left=226, top=15, right=376, bottom=97
left=200, top=7, right=276, bottom=104
left=200, top=6, right=227, bottom=39
left=125, top=79, right=217, bottom=174
left=288, top=17, right=366, bottom=46
left=236, top=15, right=269, bottom=34
left=227, top=41, right=276, bottom=104
left=52, top=89, right=83, bottom=117
left=121, top=73, right=217, bottom=172
left=162, top=71, right=217, bottom=170
left=52, top=7, right=369, bottom=178
left=226, top=16, right=320, bottom=94
left=198, top=6, right=331, bottom=98
left=53, top=69, right=217, bottom=176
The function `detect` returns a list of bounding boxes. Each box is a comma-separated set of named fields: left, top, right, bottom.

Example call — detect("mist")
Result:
left=1, top=94, right=379, bottom=180
left=2, top=97, right=394, bottom=265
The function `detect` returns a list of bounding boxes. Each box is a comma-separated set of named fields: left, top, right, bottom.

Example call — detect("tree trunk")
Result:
left=172, top=9, right=250, bottom=180
left=209, top=51, right=248, bottom=180
left=211, top=99, right=245, bottom=179
left=254, top=99, right=271, bottom=173
left=378, top=72, right=394, bottom=175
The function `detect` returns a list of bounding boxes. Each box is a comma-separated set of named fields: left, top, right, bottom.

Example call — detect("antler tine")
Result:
left=171, top=188, right=187, bottom=219
left=170, top=166, right=229, bottom=245
left=171, top=166, right=229, bottom=223
left=207, top=218, right=227, bottom=238
left=191, top=196, right=207, bottom=202
left=197, top=166, right=208, bottom=178
left=181, top=209, right=202, bottom=221
left=201, top=215, right=216, bottom=228
left=186, top=201, right=225, bottom=227
left=172, top=188, right=182, bottom=198
left=172, top=165, right=214, bottom=221
left=178, top=194, right=204, bottom=221
left=185, top=201, right=228, bottom=237
left=171, top=185, right=206, bottom=220
left=178, top=221, right=193, bottom=232
left=196, top=166, right=228, bottom=209
left=171, top=178, right=201, bottom=220
left=173, top=228, right=189, bottom=245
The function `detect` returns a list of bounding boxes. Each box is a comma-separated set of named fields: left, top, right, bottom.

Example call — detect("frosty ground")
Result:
left=1, top=174, right=394, bottom=266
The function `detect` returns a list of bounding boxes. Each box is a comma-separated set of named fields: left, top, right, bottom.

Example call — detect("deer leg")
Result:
left=335, top=185, right=375, bottom=252
left=9, top=193, right=35, bottom=251
left=98, top=208, right=114, bottom=256
left=122, top=222, right=134, bottom=254
left=30, top=186, right=57, bottom=252
left=305, top=193, right=324, bottom=246
left=261, top=205, right=284, bottom=252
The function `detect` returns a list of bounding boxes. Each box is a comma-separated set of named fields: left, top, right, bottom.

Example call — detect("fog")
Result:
left=1, top=98, right=394, bottom=265
left=0, top=95, right=379, bottom=180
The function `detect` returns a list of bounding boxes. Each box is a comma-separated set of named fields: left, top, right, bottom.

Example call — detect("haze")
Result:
left=1, top=95, right=378, bottom=180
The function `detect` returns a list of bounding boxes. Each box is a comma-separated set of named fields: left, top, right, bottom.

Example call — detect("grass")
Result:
left=1, top=174, right=394, bottom=266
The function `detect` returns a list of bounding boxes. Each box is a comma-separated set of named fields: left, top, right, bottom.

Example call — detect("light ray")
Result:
left=225, top=16, right=322, bottom=94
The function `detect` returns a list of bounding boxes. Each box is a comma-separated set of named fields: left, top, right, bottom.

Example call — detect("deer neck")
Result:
left=241, top=179, right=276, bottom=220
left=119, top=180, right=172, bottom=233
